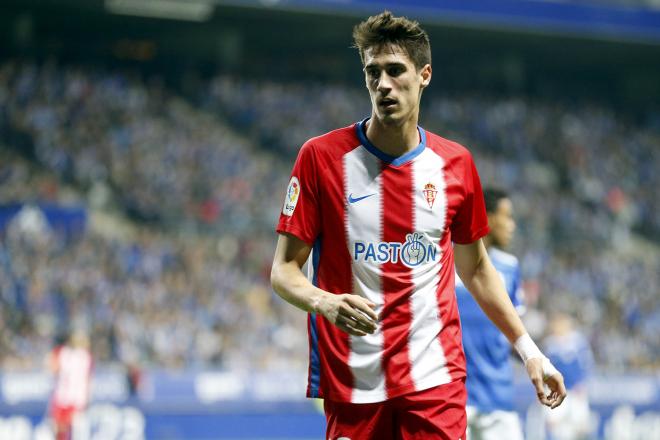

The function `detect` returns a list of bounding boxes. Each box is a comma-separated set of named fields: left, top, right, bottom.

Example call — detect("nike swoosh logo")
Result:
left=348, top=193, right=376, bottom=204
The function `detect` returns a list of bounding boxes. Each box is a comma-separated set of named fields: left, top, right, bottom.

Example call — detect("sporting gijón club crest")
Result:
left=423, top=183, right=437, bottom=209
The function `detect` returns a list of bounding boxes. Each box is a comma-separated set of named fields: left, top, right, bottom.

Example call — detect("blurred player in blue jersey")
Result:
left=456, top=187, right=526, bottom=440
left=543, top=313, right=594, bottom=440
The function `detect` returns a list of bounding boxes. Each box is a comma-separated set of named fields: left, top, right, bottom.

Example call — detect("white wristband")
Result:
left=514, top=333, right=544, bottom=364
left=514, top=334, right=560, bottom=379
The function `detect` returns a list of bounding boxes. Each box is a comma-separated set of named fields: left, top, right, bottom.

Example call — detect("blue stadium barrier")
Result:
left=0, top=203, right=87, bottom=241
left=0, top=370, right=658, bottom=439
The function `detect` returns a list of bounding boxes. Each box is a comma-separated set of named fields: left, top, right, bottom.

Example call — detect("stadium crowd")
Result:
left=0, top=60, right=658, bottom=373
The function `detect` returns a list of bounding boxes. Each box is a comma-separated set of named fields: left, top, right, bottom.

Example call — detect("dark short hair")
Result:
left=352, top=11, right=431, bottom=70
left=483, top=187, right=509, bottom=214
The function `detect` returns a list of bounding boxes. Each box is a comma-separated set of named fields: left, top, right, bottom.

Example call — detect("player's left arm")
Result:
left=455, top=239, right=567, bottom=409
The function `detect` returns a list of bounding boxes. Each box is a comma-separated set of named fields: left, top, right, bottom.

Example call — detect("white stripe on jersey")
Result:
left=408, top=148, right=451, bottom=389
left=344, top=147, right=386, bottom=403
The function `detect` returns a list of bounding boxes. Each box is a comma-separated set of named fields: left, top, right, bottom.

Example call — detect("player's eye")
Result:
left=366, top=68, right=380, bottom=79
left=387, top=65, right=405, bottom=77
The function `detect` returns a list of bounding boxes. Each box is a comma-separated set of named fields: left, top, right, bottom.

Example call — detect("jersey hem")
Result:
left=317, top=374, right=466, bottom=404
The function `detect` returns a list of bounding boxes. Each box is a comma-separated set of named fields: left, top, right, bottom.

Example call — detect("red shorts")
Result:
left=50, top=405, right=78, bottom=426
left=324, top=379, right=467, bottom=440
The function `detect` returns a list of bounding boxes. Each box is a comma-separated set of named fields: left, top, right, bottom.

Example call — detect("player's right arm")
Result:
left=271, top=232, right=378, bottom=337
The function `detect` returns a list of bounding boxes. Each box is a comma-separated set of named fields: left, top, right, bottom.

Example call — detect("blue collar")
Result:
left=355, top=118, right=426, bottom=167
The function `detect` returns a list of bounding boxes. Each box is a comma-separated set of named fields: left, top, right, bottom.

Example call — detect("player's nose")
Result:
left=377, top=73, right=393, bottom=91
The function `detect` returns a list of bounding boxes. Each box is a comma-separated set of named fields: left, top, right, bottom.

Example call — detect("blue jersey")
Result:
left=544, top=331, right=593, bottom=390
left=456, top=247, right=524, bottom=412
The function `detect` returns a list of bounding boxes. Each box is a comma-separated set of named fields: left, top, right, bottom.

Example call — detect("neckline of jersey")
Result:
left=355, top=118, right=427, bottom=167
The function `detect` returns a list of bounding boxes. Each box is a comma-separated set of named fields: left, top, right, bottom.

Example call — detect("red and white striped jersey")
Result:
left=277, top=118, right=489, bottom=403
left=51, top=346, right=93, bottom=409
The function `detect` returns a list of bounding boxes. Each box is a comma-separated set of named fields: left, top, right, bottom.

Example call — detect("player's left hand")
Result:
left=526, top=358, right=567, bottom=409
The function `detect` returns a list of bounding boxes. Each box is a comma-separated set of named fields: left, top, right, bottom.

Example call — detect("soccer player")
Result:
left=456, top=188, right=526, bottom=440
left=48, top=331, right=93, bottom=440
left=271, top=11, right=566, bottom=439
left=543, top=313, right=594, bottom=440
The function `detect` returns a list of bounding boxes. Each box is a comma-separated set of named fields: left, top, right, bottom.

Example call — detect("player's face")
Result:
left=488, top=198, right=516, bottom=249
left=363, top=44, right=431, bottom=126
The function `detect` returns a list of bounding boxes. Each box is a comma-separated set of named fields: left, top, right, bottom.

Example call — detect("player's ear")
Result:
left=420, top=64, right=432, bottom=89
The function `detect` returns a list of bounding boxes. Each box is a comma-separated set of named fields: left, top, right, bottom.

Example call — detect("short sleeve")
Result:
left=450, top=154, right=490, bottom=244
left=276, top=142, right=321, bottom=245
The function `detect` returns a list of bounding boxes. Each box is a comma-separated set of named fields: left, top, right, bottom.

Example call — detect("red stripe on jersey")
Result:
left=313, top=157, right=355, bottom=401
left=316, top=316, right=353, bottom=399
left=380, top=163, right=416, bottom=397
left=436, top=249, right=467, bottom=381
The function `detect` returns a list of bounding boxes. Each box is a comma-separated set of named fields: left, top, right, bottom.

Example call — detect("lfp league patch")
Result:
left=282, top=176, right=301, bottom=216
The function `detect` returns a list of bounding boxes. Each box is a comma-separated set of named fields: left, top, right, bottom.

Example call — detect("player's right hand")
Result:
left=317, top=293, right=378, bottom=336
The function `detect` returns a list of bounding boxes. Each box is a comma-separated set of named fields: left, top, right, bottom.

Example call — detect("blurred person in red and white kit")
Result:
left=47, top=331, right=93, bottom=440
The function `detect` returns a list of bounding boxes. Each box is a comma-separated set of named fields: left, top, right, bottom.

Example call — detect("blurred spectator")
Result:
left=543, top=313, right=595, bottom=440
